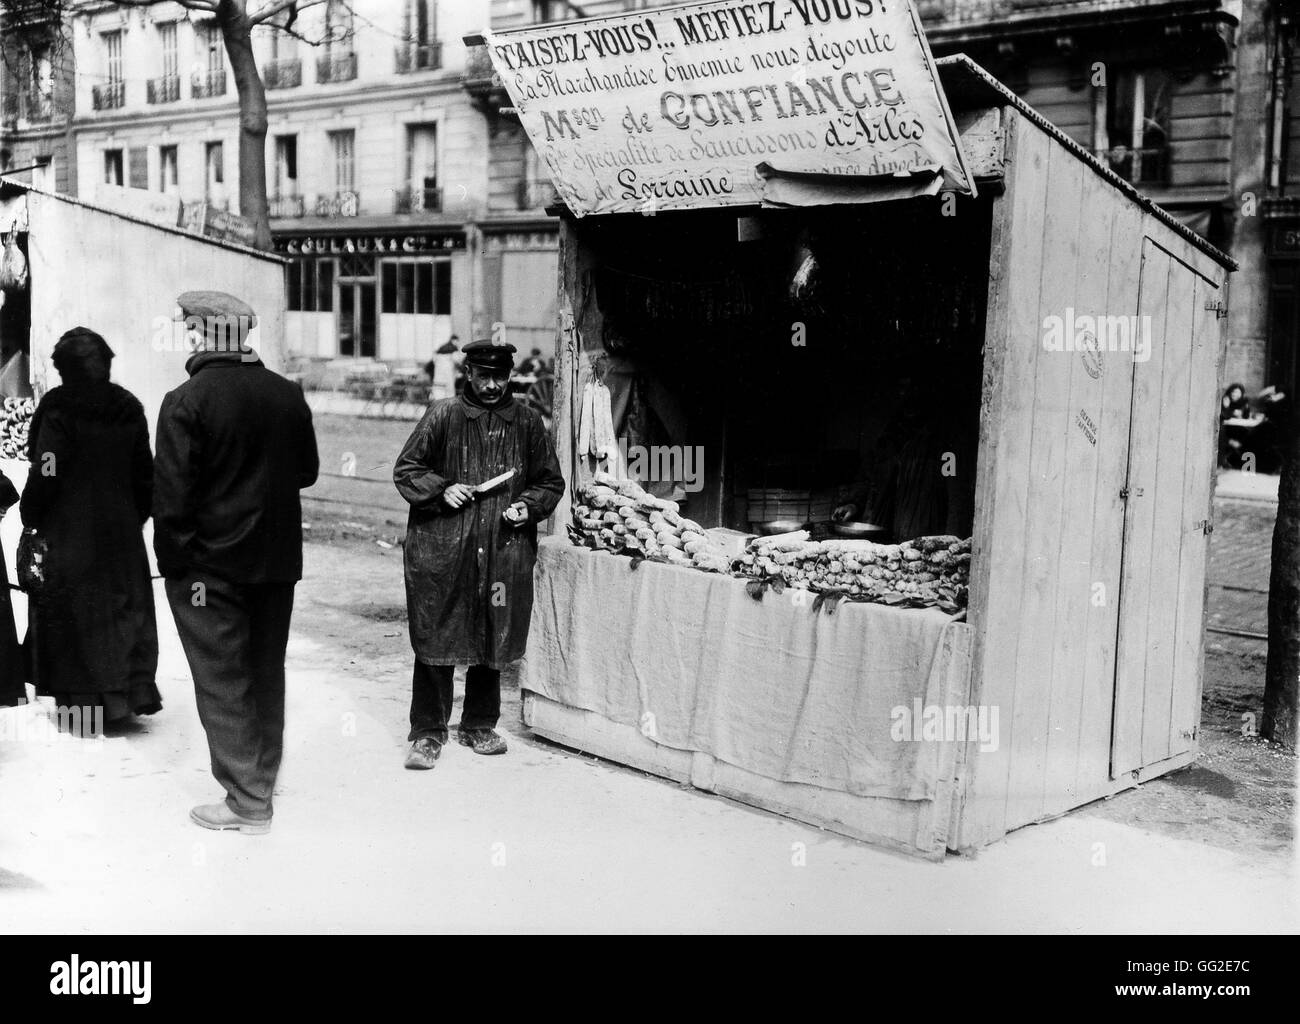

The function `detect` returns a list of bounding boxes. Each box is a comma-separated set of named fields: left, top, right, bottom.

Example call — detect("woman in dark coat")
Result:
left=0, top=468, right=24, bottom=707
left=20, top=327, right=160, bottom=725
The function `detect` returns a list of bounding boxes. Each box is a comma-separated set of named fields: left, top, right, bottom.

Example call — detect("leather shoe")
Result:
left=190, top=801, right=271, bottom=835
left=457, top=727, right=507, bottom=755
left=405, top=736, right=443, bottom=769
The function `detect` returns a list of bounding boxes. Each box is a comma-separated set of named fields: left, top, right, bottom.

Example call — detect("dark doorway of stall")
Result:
left=579, top=196, right=994, bottom=542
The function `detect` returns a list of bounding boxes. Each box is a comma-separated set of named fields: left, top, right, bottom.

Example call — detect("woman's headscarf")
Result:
left=52, top=327, right=114, bottom=385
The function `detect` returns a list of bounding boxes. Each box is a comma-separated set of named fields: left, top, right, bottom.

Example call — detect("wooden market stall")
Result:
left=498, top=34, right=1234, bottom=855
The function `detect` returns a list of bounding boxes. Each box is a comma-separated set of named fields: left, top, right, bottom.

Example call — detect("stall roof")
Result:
left=0, top=177, right=288, bottom=265
left=935, top=54, right=1237, bottom=272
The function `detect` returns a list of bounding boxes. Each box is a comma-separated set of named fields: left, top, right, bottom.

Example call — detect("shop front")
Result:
left=275, top=227, right=466, bottom=365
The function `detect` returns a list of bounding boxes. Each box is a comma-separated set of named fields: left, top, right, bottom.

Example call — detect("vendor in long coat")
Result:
left=394, top=339, right=563, bottom=769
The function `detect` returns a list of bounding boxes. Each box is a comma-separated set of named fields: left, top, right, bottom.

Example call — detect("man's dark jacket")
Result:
left=153, top=350, right=319, bottom=583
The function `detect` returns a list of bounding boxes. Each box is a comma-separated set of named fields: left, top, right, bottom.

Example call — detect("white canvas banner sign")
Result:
left=483, top=0, right=973, bottom=217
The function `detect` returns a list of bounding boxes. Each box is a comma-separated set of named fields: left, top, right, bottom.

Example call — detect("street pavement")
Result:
left=0, top=470, right=1294, bottom=933
left=1208, top=471, right=1277, bottom=640
left=1, top=539, right=1295, bottom=934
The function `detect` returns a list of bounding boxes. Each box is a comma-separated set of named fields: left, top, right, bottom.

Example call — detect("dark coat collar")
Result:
left=458, top=392, right=517, bottom=422
left=185, top=349, right=264, bottom=376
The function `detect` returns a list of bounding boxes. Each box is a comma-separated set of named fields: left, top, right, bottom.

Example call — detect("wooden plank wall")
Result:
left=961, top=110, right=1052, bottom=847
left=958, top=108, right=1225, bottom=846
left=1113, top=238, right=1223, bottom=776
left=1169, top=283, right=1221, bottom=753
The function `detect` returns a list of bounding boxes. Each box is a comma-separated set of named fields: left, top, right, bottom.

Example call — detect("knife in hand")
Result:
left=471, top=468, right=516, bottom=498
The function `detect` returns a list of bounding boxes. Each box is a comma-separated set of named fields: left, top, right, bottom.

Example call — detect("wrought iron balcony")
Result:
left=917, top=0, right=1110, bottom=21
left=461, top=42, right=509, bottom=114
left=919, top=0, right=1238, bottom=28
left=0, top=0, right=57, bottom=28
left=317, top=52, right=357, bottom=84
left=1094, top=145, right=1170, bottom=186
left=4, top=90, right=55, bottom=124
left=396, top=42, right=443, bottom=73
left=393, top=185, right=442, bottom=214
left=264, top=58, right=302, bottom=90
left=313, top=191, right=360, bottom=217
left=516, top=179, right=559, bottom=210
left=269, top=193, right=305, bottom=218
left=91, top=81, right=125, bottom=111
left=192, top=69, right=226, bottom=99
left=147, top=75, right=181, bottom=104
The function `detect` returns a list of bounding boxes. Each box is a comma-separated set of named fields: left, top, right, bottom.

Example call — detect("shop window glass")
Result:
left=381, top=262, right=397, bottom=313
left=398, top=262, right=414, bottom=312
left=288, top=261, right=302, bottom=311
left=415, top=263, right=433, bottom=314
left=435, top=261, right=450, bottom=315
left=317, top=259, right=335, bottom=312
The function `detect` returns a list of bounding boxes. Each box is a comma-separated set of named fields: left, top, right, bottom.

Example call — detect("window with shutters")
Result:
left=401, top=124, right=439, bottom=212
left=160, top=22, right=178, bottom=76
left=104, top=149, right=123, bottom=186
left=159, top=146, right=178, bottom=193
left=205, top=141, right=224, bottom=204
left=329, top=129, right=355, bottom=194
left=274, top=135, right=297, bottom=193
left=95, top=30, right=126, bottom=109
left=128, top=147, right=148, bottom=189
left=324, top=0, right=354, bottom=54
left=397, top=0, right=441, bottom=71
left=205, top=24, right=223, bottom=74
left=105, top=31, right=122, bottom=84
left=1092, top=68, right=1171, bottom=186
left=270, top=23, right=297, bottom=60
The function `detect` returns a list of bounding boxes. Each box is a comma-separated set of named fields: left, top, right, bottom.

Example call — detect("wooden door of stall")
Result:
left=1110, top=240, right=1223, bottom=778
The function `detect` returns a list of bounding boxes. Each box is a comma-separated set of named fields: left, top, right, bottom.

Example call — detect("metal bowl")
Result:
left=832, top=520, right=888, bottom=540
left=755, top=519, right=808, bottom=536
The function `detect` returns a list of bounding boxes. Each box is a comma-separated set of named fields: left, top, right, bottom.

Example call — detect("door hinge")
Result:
left=1196, top=518, right=1214, bottom=535
left=1205, top=298, right=1228, bottom=319
left=1119, top=486, right=1144, bottom=500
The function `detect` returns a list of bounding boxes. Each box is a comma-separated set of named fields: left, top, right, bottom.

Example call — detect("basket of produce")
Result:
left=569, top=471, right=971, bottom=617
left=0, top=396, right=34, bottom=461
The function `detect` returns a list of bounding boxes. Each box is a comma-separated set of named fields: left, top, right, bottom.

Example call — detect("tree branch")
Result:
left=107, top=0, right=220, bottom=10
left=247, top=0, right=329, bottom=26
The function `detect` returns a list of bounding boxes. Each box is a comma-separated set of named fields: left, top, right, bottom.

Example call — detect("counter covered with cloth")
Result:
left=520, top=537, right=973, bottom=805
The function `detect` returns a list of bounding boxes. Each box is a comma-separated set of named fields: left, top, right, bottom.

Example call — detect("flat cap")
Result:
left=462, top=339, right=516, bottom=370
left=176, top=290, right=257, bottom=328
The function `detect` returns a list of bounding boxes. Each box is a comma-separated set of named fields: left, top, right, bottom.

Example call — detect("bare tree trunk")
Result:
left=1265, top=399, right=1300, bottom=749
left=217, top=0, right=272, bottom=250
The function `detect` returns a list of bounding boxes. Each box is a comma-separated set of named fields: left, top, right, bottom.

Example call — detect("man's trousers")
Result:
left=408, top=662, right=501, bottom=743
left=166, top=574, right=296, bottom=821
